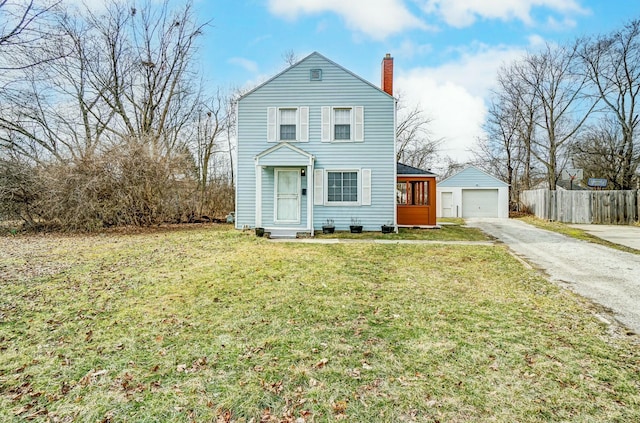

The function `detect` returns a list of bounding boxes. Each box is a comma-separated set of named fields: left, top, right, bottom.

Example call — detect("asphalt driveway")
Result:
left=467, top=218, right=640, bottom=335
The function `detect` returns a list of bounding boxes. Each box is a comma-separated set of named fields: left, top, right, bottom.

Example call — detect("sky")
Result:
left=75, top=0, right=640, bottom=163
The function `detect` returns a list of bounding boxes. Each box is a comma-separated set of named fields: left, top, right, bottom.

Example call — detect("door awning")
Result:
left=255, top=142, right=315, bottom=167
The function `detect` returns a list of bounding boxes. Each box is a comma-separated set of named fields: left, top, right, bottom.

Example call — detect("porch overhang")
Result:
left=254, top=143, right=316, bottom=236
left=255, top=142, right=315, bottom=167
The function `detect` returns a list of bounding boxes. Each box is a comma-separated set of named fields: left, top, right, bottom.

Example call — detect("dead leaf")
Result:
left=332, top=400, right=347, bottom=414
left=79, top=369, right=107, bottom=387
left=260, top=380, right=283, bottom=394
left=314, top=358, right=328, bottom=369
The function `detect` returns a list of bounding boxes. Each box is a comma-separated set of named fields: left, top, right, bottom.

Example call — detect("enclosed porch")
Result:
left=396, top=163, right=437, bottom=227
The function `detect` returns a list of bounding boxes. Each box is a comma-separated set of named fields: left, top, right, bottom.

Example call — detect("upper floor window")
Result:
left=267, top=107, right=309, bottom=142
left=279, top=108, right=297, bottom=140
left=333, top=108, right=351, bottom=140
left=321, top=106, right=364, bottom=142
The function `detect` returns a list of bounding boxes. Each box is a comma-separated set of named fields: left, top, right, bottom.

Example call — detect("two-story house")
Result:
left=235, top=52, right=396, bottom=237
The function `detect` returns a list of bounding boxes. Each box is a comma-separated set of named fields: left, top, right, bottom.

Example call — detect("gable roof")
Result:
left=255, top=142, right=315, bottom=166
left=438, top=166, right=509, bottom=187
left=397, top=162, right=437, bottom=176
left=238, top=51, right=395, bottom=101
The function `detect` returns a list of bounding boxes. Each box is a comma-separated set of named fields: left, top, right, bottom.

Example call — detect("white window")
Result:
left=313, top=168, right=371, bottom=206
left=321, top=106, right=364, bottom=142
left=279, top=108, right=297, bottom=141
left=328, top=171, right=358, bottom=203
left=267, top=107, right=309, bottom=142
left=333, top=108, right=351, bottom=140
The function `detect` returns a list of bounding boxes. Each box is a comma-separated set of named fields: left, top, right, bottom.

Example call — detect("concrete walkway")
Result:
left=268, top=238, right=495, bottom=246
left=570, top=224, right=640, bottom=250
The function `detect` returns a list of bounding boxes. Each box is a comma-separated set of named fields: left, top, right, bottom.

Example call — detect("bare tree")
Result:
left=516, top=42, right=597, bottom=190
left=475, top=98, right=523, bottom=208
left=0, top=0, right=60, bottom=69
left=396, top=95, right=442, bottom=170
left=282, top=49, right=299, bottom=66
left=0, top=0, right=206, bottom=162
left=580, top=19, right=640, bottom=189
left=572, top=117, right=640, bottom=189
left=0, top=0, right=221, bottom=229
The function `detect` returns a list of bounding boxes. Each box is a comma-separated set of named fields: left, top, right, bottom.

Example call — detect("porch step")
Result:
left=266, top=228, right=299, bottom=239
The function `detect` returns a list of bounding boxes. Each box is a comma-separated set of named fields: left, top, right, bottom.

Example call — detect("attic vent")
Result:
left=310, top=69, right=322, bottom=81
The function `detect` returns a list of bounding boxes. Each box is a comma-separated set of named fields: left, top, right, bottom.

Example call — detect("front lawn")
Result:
left=315, top=221, right=488, bottom=241
left=1, top=225, right=639, bottom=422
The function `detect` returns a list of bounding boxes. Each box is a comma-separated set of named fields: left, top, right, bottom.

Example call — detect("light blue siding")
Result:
left=438, top=166, right=509, bottom=188
left=236, top=52, right=396, bottom=232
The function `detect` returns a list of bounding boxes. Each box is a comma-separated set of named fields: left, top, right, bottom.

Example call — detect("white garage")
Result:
left=437, top=166, right=509, bottom=219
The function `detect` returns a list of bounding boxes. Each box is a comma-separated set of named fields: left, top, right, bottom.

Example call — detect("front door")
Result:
left=275, top=169, right=300, bottom=224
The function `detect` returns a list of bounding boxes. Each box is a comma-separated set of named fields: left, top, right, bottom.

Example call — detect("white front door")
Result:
left=275, top=169, right=300, bottom=224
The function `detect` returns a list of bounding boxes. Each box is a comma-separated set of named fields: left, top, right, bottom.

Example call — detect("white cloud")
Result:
left=267, top=0, right=429, bottom=40
left=396, top=43, right=529, bottom=162
left=228, top=57, right=259, bottom=74
left=420, top=0, right=588, bottom=28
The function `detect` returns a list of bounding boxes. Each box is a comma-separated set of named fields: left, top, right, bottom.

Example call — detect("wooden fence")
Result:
left=519, top=189, right=640, bottom=224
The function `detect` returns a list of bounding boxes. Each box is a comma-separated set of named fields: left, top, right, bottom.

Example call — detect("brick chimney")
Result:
left=381, top=53, right=393, bottom=96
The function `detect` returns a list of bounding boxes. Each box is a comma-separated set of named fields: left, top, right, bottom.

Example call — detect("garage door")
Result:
left=462, top=189, right=498, bottom=218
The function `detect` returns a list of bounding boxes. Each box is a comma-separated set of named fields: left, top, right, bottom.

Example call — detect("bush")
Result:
left=0, top=158, right=43, bottom=228
left=1, top=140, right=236, bottom=232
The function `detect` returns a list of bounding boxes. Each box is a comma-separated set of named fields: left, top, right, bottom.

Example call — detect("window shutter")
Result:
left=314, top=169, right=324, bottom=205
left=267, top=107, right=276, bottom=142
left=321, top=106, right=330, bottom=142
left=299, top=106, right=309, bottom=142
left=361, top=168, right=371, bottom=205
left=354, top=106, right=364, bottom=142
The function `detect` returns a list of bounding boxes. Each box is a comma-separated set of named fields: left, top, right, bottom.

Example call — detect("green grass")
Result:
left=1, top=225, right=639, bottom=422
left=315, top=221, right=488, bottom=241
left=518, top=215, right=640, bottom=255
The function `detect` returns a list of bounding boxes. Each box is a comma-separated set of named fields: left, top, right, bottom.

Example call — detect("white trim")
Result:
left=235, top=100, right=240, bottom=228
left=393, top=99, right=398, bottom=229
left=255, top=142, right=315, bottom=166
left=361, top=168, right=371, bottom=206
left=267, top=107, right=276, bottom=142
left=255, top=164, right=263, bottom=227
left=321, top=106, right=331, bottom=142
left=314, top=169, right=324, bottom=205
left=354, top=106, right=364, bottom=142
left=274, top=168, right=301, bottom=224
left=299, top=106, right=309, bottom=142
left=307, top=164, right=314, bottom=236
